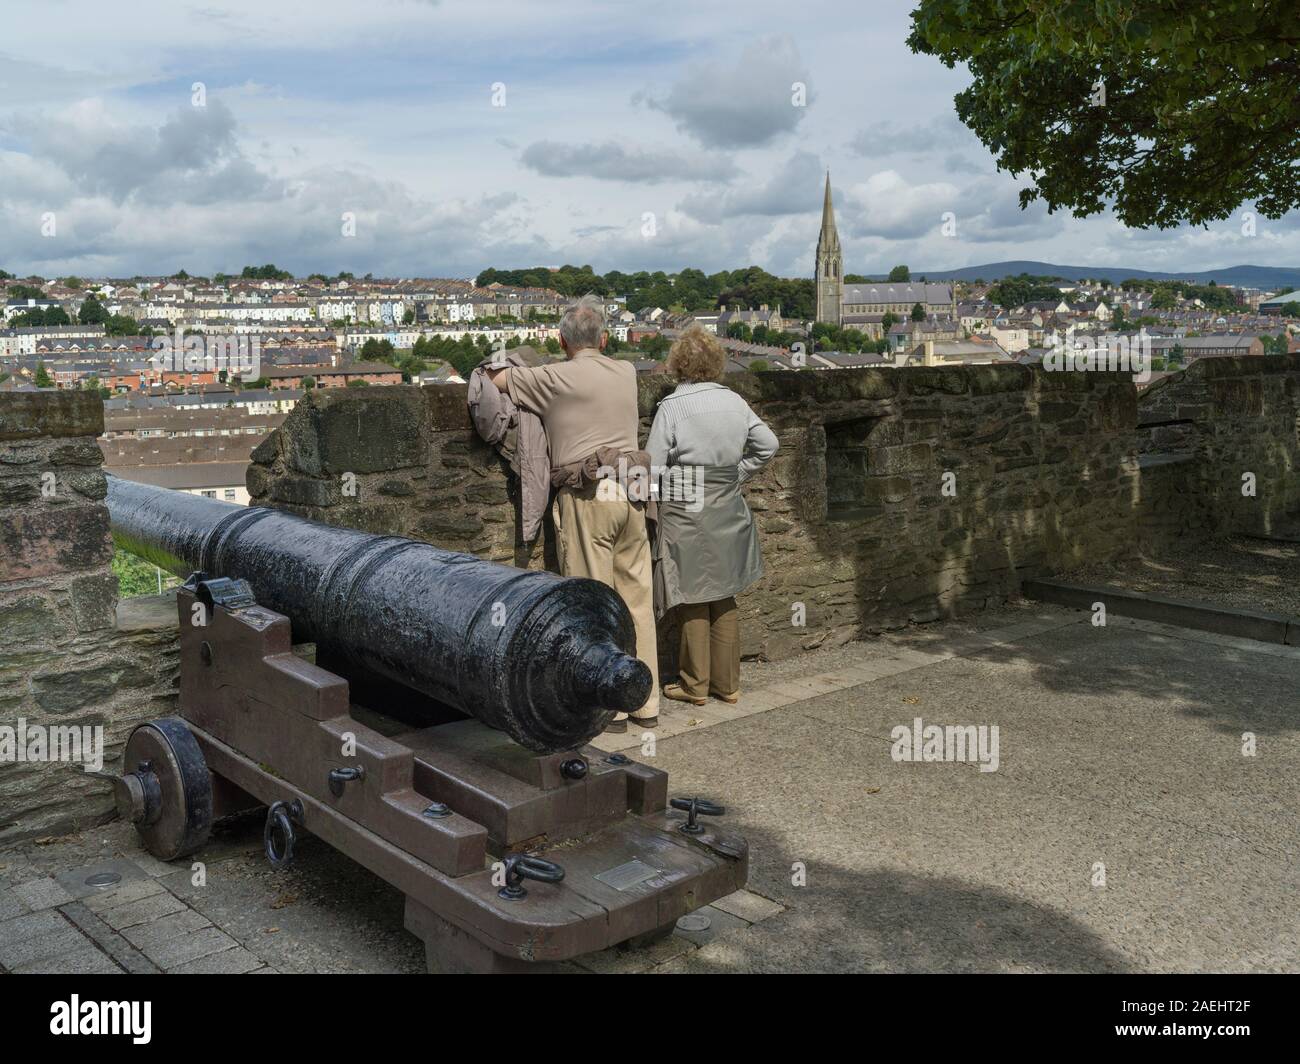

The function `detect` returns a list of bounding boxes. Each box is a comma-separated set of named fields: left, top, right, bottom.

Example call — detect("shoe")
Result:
left=710, top=690, right=740, bottom=704
left=604, top=717, right=628, bottom=734
left=629, top=714, right=659, bottom=729
left=663, top=683, right=706, bottom=706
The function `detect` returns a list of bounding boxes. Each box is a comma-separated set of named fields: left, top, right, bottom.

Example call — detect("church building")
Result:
left=814, top=173, right=956, bottom=326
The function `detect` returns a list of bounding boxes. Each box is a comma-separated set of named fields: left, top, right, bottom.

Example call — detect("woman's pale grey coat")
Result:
left=646, top=382, right=779, bottom=619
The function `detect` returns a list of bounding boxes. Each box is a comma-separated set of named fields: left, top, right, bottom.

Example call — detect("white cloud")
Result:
left=6, top=99, right=280, bottom=206
left=639, top=35, right=811, bottom=149
left=679, top=151, right=823, bottom=222
left=841, top=170, right=963, bottom=241
left=520, top=141, right=737, bottom=184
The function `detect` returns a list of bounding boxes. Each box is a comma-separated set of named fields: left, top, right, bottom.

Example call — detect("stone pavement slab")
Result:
left=99, top=891, right=189, bottom=931
left=14, top=943, right=121, bottom=974
left=59, top=900, right=158, bottom=974
left=0, top=887, right=31, bottom=921
left=82, top=875, right=169, bottom=914
left=119, top=908, right=212, bottom=953
left=168, top=946, right=265, bottom=974
left=145, top=926, right=241, bottom=971
left=55, top=857, right=150, bottom=901
left=0, top=911, right=85, bottom=971
left=13, top=876, right=74, bottom=911
left=711, top=889, right=785, bottom=924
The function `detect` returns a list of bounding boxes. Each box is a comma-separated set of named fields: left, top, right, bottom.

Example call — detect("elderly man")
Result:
left=488, top=295, right=659, bottom=731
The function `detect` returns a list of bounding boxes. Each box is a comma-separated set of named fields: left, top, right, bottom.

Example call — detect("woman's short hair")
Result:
left=667, top=326, right=727, bottom=382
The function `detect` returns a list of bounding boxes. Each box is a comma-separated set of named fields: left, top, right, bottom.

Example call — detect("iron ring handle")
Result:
left=264, top=800, right=300, bottom=869
left=498, top=854, right=565, bottom=899
left=510, top=855, right=566, bottom=884
left=328, top=765, right=365, bottom=797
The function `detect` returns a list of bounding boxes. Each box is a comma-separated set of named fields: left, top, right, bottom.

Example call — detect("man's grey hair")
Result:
left=559, top=294, right=607, bottom=351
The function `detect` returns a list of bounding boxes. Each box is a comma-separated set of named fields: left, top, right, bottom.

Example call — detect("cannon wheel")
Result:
left=123, top=717, right=213, bottom=861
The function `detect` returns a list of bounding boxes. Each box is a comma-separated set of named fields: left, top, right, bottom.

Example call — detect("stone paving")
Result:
left=2, top=601, right=1296, bottom=974
left=0, top=827, right=785, bottom=974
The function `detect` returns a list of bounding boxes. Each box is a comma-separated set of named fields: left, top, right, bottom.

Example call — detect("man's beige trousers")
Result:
left=552, top=482, right=660, bottom=719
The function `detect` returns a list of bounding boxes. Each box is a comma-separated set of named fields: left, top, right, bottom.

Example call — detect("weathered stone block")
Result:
left=293, top=387, right=427, bottom=475
left=0, top=392, right=103, bottom=441
left=249, top=433, right=280, bottom=466
left=904, top=368, right=968, bottom=395
left=70, top=572, right=119, bottom=632
left=1035, top=402, right=1082, bottom=424
left=31, top=662, right=154, bottom=715
left=424, top=384, right=475, bottom=430
left=324, top=503, right=407, bottom=535
left=0, top=477, right=40, bottom=505
left=270, top=476, right=343, bottom=508
left=0, top=504, right=112, bottom=582
left=49, top=440, right=104, bottom=467
left=868, top=443, right=933, bottom=475
left=464, top=481, right=509, bottom=504
left=245, top=462, right=270, bottom=499
left=0, top=595, right=69, bottom=668
left=969, top=364, right=1032, bottom=395
left=829, top=370, right=897, bottom=401
left=63, top=469, right=107, bottom=500
left=0, top=442, right=43, bottom=465
left=415, top=511, right=485, bottom=539
left=861, top=476, right=912, bottom=504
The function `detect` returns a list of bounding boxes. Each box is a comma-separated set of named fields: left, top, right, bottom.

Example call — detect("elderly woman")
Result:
left=647, top=327, right=778, bottom=706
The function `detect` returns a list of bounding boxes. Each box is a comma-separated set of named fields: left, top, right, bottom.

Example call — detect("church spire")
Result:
left=814, top=170, right=842, bottom=326
left=819, top=170, right=838, bottom=245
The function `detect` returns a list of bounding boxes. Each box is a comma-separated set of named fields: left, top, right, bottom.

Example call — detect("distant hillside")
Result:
left=872, top=262, right=1300, bottom=290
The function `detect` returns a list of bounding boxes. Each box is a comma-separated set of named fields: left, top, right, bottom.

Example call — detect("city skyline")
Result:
left=2, top=0, right=1298, bottom=280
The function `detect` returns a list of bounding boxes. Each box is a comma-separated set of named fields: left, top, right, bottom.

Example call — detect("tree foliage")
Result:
left=240, top=264, right=294, bottom=281
left=477, top=265, right=816, bottom=319
left=12, top=305, right=72, bottom=327
left=104, top=313, right=140, bottom=336
left=909, top=1, right=1300, bottom=227
left=112, top=550, right=179, bottom=598
left=986, top=274, right=1069, bottom=307
left=809, top=322, right=891, bottom=354
left=78, top=293, right=108, bottom=324
left=359, top=337, right=397, bottom=362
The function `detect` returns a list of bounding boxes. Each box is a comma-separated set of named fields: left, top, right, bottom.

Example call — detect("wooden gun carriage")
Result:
left=102, top=476, right=747, bottom=972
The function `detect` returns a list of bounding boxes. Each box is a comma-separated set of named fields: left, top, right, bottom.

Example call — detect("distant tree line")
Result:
left=985, top=273, right=1074, bottom=307
left=476, top=265, right=818, bottom=319
left=239, top=264, right=295, bottom=281
left=8, top=292, right=141, bottom=336
left=843, top=265, right=915, bottom=284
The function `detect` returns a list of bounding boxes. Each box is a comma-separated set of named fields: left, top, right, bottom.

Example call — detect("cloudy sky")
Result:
left=1, top=0, right=1294, bottom=281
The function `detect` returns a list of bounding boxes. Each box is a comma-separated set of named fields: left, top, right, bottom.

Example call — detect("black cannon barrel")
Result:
left=106, top=475, right=651, bottom=752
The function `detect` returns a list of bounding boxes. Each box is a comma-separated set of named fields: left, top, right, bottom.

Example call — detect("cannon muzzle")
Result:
left=106, top=475, right=651, bottom=752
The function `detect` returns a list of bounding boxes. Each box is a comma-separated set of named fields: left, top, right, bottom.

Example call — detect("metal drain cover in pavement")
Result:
left=84, top=872, right=122, bottom=888
left=676, top=913, right=711, bottom=932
